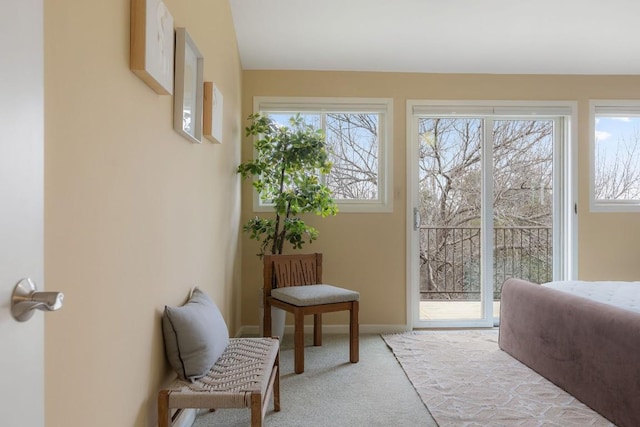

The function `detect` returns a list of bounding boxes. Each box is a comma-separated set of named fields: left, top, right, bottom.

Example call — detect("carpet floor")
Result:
left=192, top=333, right=437, bottom=427
left=382, top=330, right=616, bottom=427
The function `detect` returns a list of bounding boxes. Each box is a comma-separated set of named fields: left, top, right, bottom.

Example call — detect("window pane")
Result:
left=265, top=112, right=321, bottom=130
left=594, top=116, right=640, bottom=201
left=325, top=113, right=379, bottom=200
left=418, top=118, right=483, bottom=306
left=256, top=113, right=322, bottom=203
left=255, top=97, right=392, bottom=212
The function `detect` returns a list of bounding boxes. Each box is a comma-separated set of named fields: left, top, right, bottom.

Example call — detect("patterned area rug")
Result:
left=382, top=330, right=615, bottom=427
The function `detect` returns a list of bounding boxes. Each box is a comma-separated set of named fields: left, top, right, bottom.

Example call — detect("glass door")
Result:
left=411, top=113, right=559, bottom=327
left=417, top=117, right=485, bottom=323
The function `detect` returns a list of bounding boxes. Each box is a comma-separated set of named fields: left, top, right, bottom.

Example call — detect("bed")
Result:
left=499, top=278, right=640, bottom=427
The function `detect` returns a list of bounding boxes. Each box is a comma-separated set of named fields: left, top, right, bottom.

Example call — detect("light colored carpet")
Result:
left=192, top=333, right=437, bottom=427
left=382, top=330, right=616, bottom=427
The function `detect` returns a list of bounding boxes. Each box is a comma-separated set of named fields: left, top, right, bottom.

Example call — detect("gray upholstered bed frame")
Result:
left=499, top=278, right=640, bottom=427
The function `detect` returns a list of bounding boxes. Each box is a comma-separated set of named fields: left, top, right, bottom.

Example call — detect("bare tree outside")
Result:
left=325, top=113, right=379, bottom=200
left=418, top=118, right=554, bottom=301
left=594, top=121, right=640, bottom=200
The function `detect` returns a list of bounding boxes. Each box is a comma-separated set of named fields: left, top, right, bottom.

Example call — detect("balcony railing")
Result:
left=419, top=226, right=552, bottom=301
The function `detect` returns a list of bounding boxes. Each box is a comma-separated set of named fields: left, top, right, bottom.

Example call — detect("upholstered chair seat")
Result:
left=271, top=284, right=359, bottom=307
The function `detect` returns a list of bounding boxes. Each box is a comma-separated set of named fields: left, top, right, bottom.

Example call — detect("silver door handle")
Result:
left=11, top=278, right=64, bottom=322
left=413, top=207, right=421, bottom=230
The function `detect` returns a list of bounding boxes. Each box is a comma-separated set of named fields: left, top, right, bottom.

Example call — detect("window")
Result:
left=253, top=97, right=393, bottom=212
left=590, top=100, right=640, bottom=212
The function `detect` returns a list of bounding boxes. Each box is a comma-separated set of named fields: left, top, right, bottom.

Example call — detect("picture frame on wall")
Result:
left=130, top=0, right=174, bottom=95
left=203, top=82, right=223, bottom=144
left=173, top=27, right=204, bottom=144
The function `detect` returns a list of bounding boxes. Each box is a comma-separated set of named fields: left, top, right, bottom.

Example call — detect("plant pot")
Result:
left=258, top=288, right=285, bottom=340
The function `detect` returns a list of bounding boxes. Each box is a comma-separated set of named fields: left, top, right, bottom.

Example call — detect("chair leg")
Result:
left=313, top=313, right=322, bottom=346
left=294, top=310, right=305, bottom=374
left=264, top=298, right=272, bottom=338
left=350, top=301, right=359, bottom=363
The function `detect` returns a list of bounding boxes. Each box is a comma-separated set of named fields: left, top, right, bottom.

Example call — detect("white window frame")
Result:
left=252, top=96, right=394, bottom=213
left=590, top=100, right=640, bottom=212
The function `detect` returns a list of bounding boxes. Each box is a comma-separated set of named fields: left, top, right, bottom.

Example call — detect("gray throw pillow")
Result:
left=162, top=288, right=229, bottom=381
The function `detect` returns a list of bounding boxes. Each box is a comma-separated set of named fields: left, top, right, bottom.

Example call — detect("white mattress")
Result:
left=542, top=280, right=640, bottom=314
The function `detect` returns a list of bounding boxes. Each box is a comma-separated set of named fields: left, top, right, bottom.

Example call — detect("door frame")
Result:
left=0, top=0, right=45, bottom=424
left=406, top=100, right=578, bottom=329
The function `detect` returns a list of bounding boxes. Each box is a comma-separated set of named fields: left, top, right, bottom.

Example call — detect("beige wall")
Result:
left=41, top=1, right=640, bottom=421
left=44, top=1, right=242, bottom=426
left=241, top=71, right=640, bottom=328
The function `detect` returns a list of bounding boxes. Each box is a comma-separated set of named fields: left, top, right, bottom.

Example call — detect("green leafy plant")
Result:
left=238, top=113, right=338, bottom=257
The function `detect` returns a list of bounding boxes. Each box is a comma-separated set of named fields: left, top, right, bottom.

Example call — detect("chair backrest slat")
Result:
left=263, top=253, right=323, bottom=295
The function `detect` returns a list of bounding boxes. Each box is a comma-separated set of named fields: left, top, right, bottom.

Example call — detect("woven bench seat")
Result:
left=158, top=337, right=280, bottom=427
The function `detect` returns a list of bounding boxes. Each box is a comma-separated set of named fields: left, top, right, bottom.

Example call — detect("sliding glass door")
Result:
left=408, top=102, right=575, bottom=328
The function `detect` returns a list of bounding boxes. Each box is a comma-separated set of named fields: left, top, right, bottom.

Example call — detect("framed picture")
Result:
left=130, top=0, right=174, bottom=95
left=203, top=82, right=223, bottom=144
left=173, top=28, right=204, bottom=144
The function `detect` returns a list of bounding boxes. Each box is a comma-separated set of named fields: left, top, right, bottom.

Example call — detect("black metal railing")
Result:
left=419, top=226, right=552, bottom=301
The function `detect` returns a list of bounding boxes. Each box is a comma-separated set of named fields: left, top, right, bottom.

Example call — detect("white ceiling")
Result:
left=229, top=0, right=640, bottom=75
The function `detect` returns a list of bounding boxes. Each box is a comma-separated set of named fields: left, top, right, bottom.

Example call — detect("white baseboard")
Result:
left=236, top=323, right=409, bottom=337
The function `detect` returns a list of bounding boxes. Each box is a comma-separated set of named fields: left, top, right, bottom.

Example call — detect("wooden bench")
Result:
left=158, top=337, right=280, bottom=427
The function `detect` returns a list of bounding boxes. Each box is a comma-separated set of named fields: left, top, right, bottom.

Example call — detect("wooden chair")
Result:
left=263, top=253, right=359, bottom=374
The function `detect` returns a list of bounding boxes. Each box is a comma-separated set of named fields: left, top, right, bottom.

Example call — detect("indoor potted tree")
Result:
left=238, top=113, right=338, bottom=256
left=237, top=113, right=338, bottom=337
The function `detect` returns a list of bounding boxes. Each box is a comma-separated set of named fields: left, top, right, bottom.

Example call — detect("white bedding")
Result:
left=542, top=280, right=640, bottom=314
